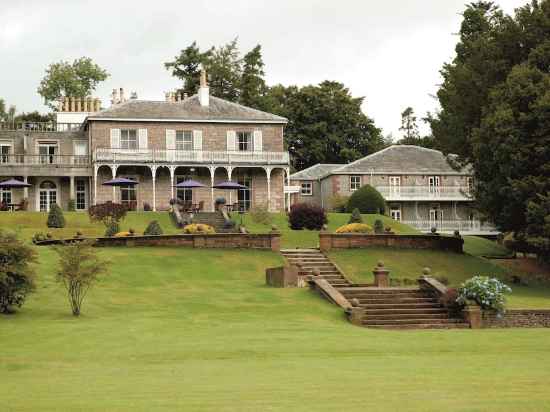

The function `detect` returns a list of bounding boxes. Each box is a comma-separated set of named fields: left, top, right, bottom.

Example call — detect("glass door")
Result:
left=389, top=176, right=401, bottom=197
left=237, top=176, right=252, bottom=211
left=38, top=181, right=57, bottom=212
left=390, top=206, right=401, bottom=221
left=428, top=176, right=440, bottom=195
left=39, top=144, right=58, bottom=164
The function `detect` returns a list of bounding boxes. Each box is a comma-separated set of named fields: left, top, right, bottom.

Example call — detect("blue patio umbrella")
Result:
left=102, top=177, right=139, bottom=187
left=212, top=181, right=247, bottom=190
left=173, top=179, right=206, bottom=188
left=0, top=178, right=31, bottom=188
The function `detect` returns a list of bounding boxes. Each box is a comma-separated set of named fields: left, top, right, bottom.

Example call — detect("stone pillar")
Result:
left=319, top=228, right=331, bottom=253
left=373, top=261, right=390, bottom=287
left=76, top=97, right=82, bottom=112
left=151, top=166, right=157, bottom=212
left=270, top=227, right=281, bottom=252
left=463, top=304, right=482, bottom=329
left=347, top=307, right=364, bottom=326
left=69, top=176, right=75, bottom=201
left=23, top=176, right=28, bottom=200
left=70, top=97, right=75, bottom=112
left=209, top=166, right=215, bottom=212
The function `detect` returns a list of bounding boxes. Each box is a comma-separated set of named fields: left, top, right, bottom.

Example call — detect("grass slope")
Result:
left=463, top=236, right=510, bottom=257
left=2, top=247, right=550, bottom=411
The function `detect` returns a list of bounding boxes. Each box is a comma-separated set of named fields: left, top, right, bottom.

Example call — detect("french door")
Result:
left=39, top=144, right=58, bottom=164
left=390, top=206, right=401, bottom=221
left=389, top=176, right=401, bottom=196
left=237, top=176, right=252, bottom=211
left=39, top=181, right=58, bottom=212
left=428, top=176, right=440, bottom=195
left=429, top=207, right=443, bottom=227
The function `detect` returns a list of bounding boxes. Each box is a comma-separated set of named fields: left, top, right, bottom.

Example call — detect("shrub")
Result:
left=55, top=240, right=109, bottom=316
left=346, top=185, right=385, bottom=214
left=32, top=232, right=47, bottom=243
left=457, top=276, right=512, bottom=313
left=114, top=231, right=132, bottom=237
left=335, top=223, right=373, bottom=234
left=47, top=203, right=66, bottom=228
left=89, top=202, right=128, bottom=227
left=503, top=232, right=534, bottom=255
left=431, top=227, right=438, bottom=234
left=0, top=231, right=37, bottom=314
left=144, top=220, right=163, bottom=236
left=348, top=208, right=363, bottom=224
left=183, top=223, right=215, bottom=234
left=68, top=199, right=76, bottom=212
left=143, top=202, right=152, bottom=212
left=128, top=228, right=135, bottom=236
left=374, top=219, right=384, bottom=234
left=288, top=203, right=328, bottom=230
left=328, top=194, right=349, bottom=212
left=104, top=221, right=120, bottom=237
left=249, top=204, right=272, bottom=225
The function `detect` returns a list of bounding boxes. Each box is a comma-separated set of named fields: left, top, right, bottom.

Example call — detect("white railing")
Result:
left=376, top=185, right=473, bottom=200
left=0, top=154, right=89, bottom=166
left=94, top=148, right=290, bottom=165
left=403, top=220, right=499, bottom=234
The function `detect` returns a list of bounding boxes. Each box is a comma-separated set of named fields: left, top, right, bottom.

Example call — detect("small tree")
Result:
left=0, top=231, right=37, bottom=314
left=348, top=208, right=363, bottom=224
left=374, top=219, right=384, bottom=234
left=55, top=241, right=109, bottom=316
left=288, top=203, right=328, bottom=230
left=144, top=220, right=163, bottom=236
left=346, top=185, right=386, bottom=214
left=47, top=203, right=66, bottom=228
left=88, top=202, right=128, bottom=235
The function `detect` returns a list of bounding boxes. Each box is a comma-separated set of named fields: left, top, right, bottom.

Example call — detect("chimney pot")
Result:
left=199, top=67, right=210, bottom=107
left=120, top=88, right=125, bottom=102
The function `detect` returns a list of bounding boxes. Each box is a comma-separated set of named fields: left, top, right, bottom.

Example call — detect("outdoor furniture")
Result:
left=212, top=181, right=247, bottom=212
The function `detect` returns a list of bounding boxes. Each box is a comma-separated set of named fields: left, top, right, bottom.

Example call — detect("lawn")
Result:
left=2, top=246, right=550, bottom=411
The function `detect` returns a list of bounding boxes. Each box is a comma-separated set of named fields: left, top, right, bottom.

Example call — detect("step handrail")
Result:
left=310, top=278, right=353, bottom=311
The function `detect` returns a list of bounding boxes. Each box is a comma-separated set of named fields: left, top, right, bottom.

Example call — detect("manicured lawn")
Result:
left=463, top=235, right=510, bottom=257
left=2, top=246, right=550, bottom=411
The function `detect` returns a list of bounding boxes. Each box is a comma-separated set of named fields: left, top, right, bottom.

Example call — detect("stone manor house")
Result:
left=0, top=74, right=291, bottom=213
left=289, top=145, right=498, bottom=235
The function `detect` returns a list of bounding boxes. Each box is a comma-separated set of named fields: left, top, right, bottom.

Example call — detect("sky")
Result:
left=1, top=0, right=528, bottom=139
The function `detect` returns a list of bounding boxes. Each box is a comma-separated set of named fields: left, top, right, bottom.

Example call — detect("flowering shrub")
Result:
left=183, top=224, right=215, bottom=234
left=335, top=223, right=373, bottom=234
left=457, top=276, right=512, bottom=313
left=114, top=231, right=132, bottom=238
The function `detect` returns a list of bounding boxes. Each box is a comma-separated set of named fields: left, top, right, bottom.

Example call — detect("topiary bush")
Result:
left=183, top=223, right=215, bottom=234
left=47, top=203, right=66, bottom=228
left=144, top=220, right=163, bottom=236
left=288, top=203, right=328, bottom=230
left=374, top=219, right=384, bottom=234
left=348, top=208, right=363, bottom=224
left=346, top=185, right=385, bottom=214
left=0, top=230, right=37, bottom=314
left=335, top=223, right=373, bottom=234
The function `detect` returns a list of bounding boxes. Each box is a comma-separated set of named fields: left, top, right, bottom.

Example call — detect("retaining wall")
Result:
left=482, top=310, right=550, bottom=328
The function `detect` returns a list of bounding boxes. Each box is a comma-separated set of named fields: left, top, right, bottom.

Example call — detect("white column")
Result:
left=285, top=167, right=291, bottom=212
left=151, top=166, right=157, bottom=212
left=265, top=167, right=272, bottom=212
left=93, top=166, right=98, bottom=205
left=111, top=166, right=117, bottom=203
left=69, top=176, right=75, bottom=202
left=227, top=166, right=233, bottom=206
left=210, top=166, right=216, bottom=212
left=169, top=166, right=176, bottom=200
left=23, top=176, right=28, bottom=200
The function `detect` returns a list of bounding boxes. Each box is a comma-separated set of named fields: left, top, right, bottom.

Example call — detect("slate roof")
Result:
left=87, top=95, right=288, bottom=123
left=290, top=164, right=342, bottom=180
left=332, top=145, right=470, bottom=175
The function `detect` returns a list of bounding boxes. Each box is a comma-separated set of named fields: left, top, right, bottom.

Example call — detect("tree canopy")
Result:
left=37, top=57, right=109, bottom=109
left=430, top=0, right=550, bottom=260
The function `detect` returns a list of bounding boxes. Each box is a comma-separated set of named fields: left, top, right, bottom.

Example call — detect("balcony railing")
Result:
left=376, top=185, right=473, bottom=201
left=0, top=154, right=90, bottom=166
left=402, top=220, right=499, bottom=234
left=0, top=122, right=83, bottom=132
left=94, top=148, right=290, bottom=165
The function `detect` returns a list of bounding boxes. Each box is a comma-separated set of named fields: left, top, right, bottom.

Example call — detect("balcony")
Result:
left=0, top=122, right=83, bottom=132
left=94, top=148, right=290, bottom=165
left=402, top=220, right=499, bottom=235
left=376, top=185, right=473, bottom=201
left=0, top=154, right=90, bottom=167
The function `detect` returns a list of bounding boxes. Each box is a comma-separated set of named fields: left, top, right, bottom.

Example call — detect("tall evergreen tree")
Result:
left=240, top=45, right=268, bottom=110
left=205, top=38, right=242, bottom=101
left=398, top=107, right=420, bottom=144
left=165, top=41, right=211, bottom=96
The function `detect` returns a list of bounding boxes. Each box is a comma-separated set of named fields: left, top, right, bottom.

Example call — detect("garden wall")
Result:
left=482, top=310, right=550, bottom=328
left=35, top=233, right=281, bottom=251
left=319, top=233, right=463, bottom=253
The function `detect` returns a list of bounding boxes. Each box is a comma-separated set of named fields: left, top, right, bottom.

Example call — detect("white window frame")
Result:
left=176, top=175, right=193, bottom=202
left=237, top=131, right=253, bottom=152
left=0, top=141, right=12, bottom=164
left=0, top=187, right=12, bottom=205
left=75, top=179, right=87, bottom=210
left=390, top=205, right=401, bottom=221
left=300, top=182, right=313, bottom=196
left=176, top=130, right=193, bottom=151
left=428, top=176, right=441, bottom=194
left=120, top=129, right=138, bottom=150
left=350, top=175, right=361, bottom=192
left=38, top=142, right=58, bottom=164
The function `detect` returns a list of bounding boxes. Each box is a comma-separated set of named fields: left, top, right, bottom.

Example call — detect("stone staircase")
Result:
left=280, top=249, right=351, bottom=287
left=281, top=248, right=469, bottom=330
left=192, top=212, right=236, bottom=233
left=339, top=287, right=469, bottom=329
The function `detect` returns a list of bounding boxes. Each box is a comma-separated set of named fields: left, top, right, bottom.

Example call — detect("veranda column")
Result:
left=209, top=166, right=216, bottom=212
left=93, top=165, right=99, bottom=205
left=150, top=165, right=157, bottom=212
left=264, top=167, right=272, bottom=212
left=169, top=166, right=176, bottom=200
left=285, top=167, right=291, bottom=212
left=23, top=176, right=28, bottom=200
left=227, top=166, right=233, bottom=206
left=69, top=175, right=75, bottom=203
left=111, top=165, right=118, bottom=203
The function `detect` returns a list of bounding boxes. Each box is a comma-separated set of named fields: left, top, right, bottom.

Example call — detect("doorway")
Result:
left=38, top=180, right=57, bottom=212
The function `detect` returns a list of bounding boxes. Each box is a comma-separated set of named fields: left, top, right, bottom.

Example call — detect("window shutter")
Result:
left=166, top=129, right=176, bottom=150
left=110, top=129, right=120, bottom=148
left=226, top=131, right=236, bottom=151
left=193, top=130, right=203, bottom=150
left=138, top=129, right=148, bottom=150
left=253, top=130, right=263, bottom=152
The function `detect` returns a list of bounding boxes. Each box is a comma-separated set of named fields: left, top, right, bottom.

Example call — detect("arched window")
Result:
left=40, top=180, right=56, bottom=189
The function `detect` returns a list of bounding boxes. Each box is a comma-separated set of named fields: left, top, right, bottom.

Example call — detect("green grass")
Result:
left=329, top=248, right=550, bottom=308
left=463, top=236, right=511, bottom=257
left=2, top=246, right=550, bottom=411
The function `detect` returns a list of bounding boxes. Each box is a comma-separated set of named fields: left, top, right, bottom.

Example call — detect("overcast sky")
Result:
left=1, top=0, right=527, bottom=138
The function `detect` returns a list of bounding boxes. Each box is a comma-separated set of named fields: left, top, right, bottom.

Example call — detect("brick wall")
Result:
left=482, top=310, right=550, bottom=328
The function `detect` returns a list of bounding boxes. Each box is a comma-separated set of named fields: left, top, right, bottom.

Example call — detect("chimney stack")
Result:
left=198, top=67, right=209, bottom=107
left=111, top=89, right=119, bottom=105
left=119, top=88, right=125, bottom=103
